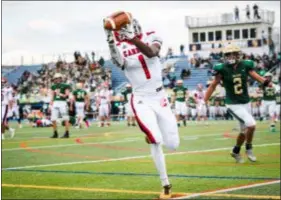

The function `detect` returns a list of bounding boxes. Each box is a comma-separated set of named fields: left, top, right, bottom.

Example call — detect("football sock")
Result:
left=246, top=143, right=252, bottom=150
left=150, top=143, right=170, bottom=187
left=233, top=145, right=241, bottom=154
left=177, top=123, right=180, bottom=127
left=183, top=120, right=186, bottom=126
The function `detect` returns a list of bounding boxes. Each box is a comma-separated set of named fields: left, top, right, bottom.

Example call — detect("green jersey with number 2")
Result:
left=213, top=60, right=254, bottom=104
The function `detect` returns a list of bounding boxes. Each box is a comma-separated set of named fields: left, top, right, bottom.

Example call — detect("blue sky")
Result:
left=2, top=1, right=280, bottom=65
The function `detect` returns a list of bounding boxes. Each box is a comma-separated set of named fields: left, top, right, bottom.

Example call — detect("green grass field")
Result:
left=1, top=120, right=280, bottom=199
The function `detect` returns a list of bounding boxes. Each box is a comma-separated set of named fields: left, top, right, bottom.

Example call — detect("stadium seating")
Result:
left=5, top=65, right=42, bottom=85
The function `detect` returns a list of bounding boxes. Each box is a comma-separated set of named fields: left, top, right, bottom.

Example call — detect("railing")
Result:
left=186, top=9, right=275, bottom=28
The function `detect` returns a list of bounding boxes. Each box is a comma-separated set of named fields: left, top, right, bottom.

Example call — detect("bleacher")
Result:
left=3, top=58, right=211, bottom=92
left=1, top=66, right=18, bottom=76
left=5, top=65, right=42, bottom=85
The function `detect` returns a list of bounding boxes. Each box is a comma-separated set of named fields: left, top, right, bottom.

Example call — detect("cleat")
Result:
left=50, top=134, right=58, bottom=138
left=50, top=131, right=58, bottom=138
left=127, top=123, right=131, bottom=127
left=132, top=123, right=136, bottom=127
left=159, top=184, right=172, bottom=199
left=246, top=149, right=257, bottom=162
left=10, top=128, right=15, bottom=138
left=230, top=152, right=244, bottom=163
left=2, top=134, right=5, bottom=140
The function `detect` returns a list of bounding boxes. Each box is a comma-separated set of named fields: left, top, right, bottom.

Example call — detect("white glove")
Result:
left=104, top=29, right=114, bottom=44
left=103, top=20, right=114, bottom=44
left=118, top=24, right=135, bottom=40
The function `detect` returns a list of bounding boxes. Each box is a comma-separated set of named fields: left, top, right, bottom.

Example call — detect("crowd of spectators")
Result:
left=15, top=51, right=112, bottom=104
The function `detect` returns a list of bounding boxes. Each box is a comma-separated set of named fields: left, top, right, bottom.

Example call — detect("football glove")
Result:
left=103, top=20, right=114, bottom=44
left=119, top=24, right=135, bottom=40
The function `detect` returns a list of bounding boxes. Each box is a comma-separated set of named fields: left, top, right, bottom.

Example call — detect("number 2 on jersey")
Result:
left=233, top=77, right=243, bottom=95
left=138, top=55, right=151, bottom=79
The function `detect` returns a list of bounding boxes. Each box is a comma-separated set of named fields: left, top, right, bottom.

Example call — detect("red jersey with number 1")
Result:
left=117, top=31, right=163, bottom=95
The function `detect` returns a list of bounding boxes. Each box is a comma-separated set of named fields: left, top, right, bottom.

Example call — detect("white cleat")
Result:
left=230, top=152, right=244, bottom=163
left=246, top=149, right=257, bottom=162
left=10, top=128, right=15, bottom=138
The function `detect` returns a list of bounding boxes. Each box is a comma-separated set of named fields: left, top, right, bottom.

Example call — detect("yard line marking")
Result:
left=173, top=180, right=281, bottom=199
left=2, top=138, right=142, bottom=151
left=206, top=193, right=281, bottom=199
left=1, top=183, right=168, bottom=195
left=3, top=143, right=279, bottom=170
left=1, top=183, right=280, bottom=199
left=4, top=169, right=279, bottom=181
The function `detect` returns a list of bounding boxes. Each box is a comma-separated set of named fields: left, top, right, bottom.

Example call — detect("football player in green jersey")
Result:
left=71, top=82, right=90, bottom=129
left=172, top=80, right=188, bottom=127
left=50, top=73, right=71, bottom=138
left=205, top=45, right=273, bottom=163
left=260, top=72, right=278, bottom=132
left=121, top=84, right=136, bottom=127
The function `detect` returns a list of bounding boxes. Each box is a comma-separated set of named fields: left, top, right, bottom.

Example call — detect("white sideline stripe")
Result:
left=173, top=180, right=281, bottom=199
left=2, top=129, right=270, bottom=151
left=2, top=138, right=142, bottom=151
left=3, top=143, right=279, bottom=170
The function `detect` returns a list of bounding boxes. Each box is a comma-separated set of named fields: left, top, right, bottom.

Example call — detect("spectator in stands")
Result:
left=91, top=51, right=96, bottom=63
left=98, top=56, right=105, bottom=67
left=180, top=69, right=191, bottom=80
left=234, top=6, right=239, bottom=21
left=166, top=48, right=173, bottom=59
left=246, top=5, right=250, bottom=19
left=253, top=4, right=261, bottom=20
left=180, top=45, right=185, bottom=57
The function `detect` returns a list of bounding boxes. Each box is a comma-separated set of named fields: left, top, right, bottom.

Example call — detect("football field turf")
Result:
left=1, top=120, right=280, bottom=199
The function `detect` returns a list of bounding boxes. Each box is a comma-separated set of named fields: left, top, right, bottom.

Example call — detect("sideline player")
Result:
left=172, top=80, right=188, bottom=127
left=71, top=82, right=90, bottom=129
left=194, top=84, right=208, bottom=123
left=121, top=83, right=136, bottom=126
left=50, top=73, right=71, bottom=138
left=204, top=45, right=272, bottom=163
left=10, top=89, right=22, bottom=128
left=1, top=77, right=15, bottom=140
left=97, top=83, right=112, bottom=127
left=104, top=18, right=179, bottom=198
left=260, top=72, right=277, bottom=132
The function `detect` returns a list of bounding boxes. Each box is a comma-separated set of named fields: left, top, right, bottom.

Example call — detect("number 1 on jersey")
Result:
left=138, top=55, right=151, bottom=79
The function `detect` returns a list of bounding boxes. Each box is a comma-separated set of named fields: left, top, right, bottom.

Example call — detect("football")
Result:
left=104, top=11, right=132, bottom=31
